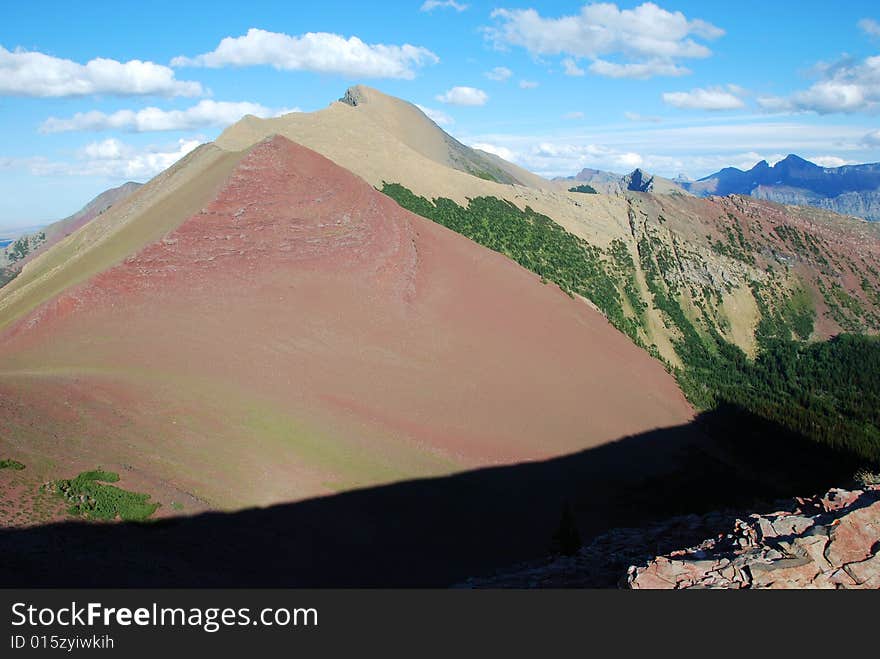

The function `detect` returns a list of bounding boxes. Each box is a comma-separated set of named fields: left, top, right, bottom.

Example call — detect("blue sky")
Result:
left=2, top=0, right=880, bottom=229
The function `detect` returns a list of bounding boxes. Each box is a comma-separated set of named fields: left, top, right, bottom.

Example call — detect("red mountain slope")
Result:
left=0, top=136, right=692, bottom=512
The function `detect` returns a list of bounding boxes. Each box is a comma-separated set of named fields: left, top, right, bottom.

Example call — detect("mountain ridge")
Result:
left=682, top=155, right=880, bottom=221
left=0, top=181, right=142, bottom=287
left=0, top=133, right=694, bottom=517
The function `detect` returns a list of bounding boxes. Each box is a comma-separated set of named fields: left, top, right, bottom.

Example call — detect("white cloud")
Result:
left=7, top=138, right=203, bottom=180
left=625, top=111, right=663, bottom=123
left=436, top=86, right=488, bottom=106
left=415, top=104, right=454, bottom=126
left=486, top=3, right=723, bottom=80
left=471, top=142, right=517, bottom=162
left=807, top=155, right=857, bottom=168
left=519, top=80, right=539, bottom=89
left=590, top=58, right=689, bottom=79
left=663, top=85, right=746, bottom=111
left=75, top=138, right=202, bottom=179
left=40, top=100, right=297, bottom=134
left=0, top=45, right=203, bottom=98
left=172, top=28, right=438, bottom=79
left=563, top=111, right=585, bottom=120
left=528, top=141, right=644, bottom=173
left=862, top=129, right=880, bottom=147
left=562, top=58, right=585, bottom=77
left=758, top=55, right=880, bottom=114
left=420, top=0, right=468, bottom=12
left=859, top=18, right=880, bottom=37
left=485, top=66, right=513, bottom=81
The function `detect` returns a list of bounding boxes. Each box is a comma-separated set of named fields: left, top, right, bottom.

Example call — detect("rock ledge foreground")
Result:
left=462, top=486, right=879, bottom=589
left=628, top=486, right=880, bottom=589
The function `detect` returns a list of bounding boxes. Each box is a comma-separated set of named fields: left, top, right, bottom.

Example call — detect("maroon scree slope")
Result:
left=0, top=135, right=693, bottom=511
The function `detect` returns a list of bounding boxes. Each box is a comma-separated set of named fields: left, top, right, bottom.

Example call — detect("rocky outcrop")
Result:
left=753, top=186, right=880, bottom=223
left=628, top=487, right=880, bottom=589
left=460, top=486, right=879, bottom=589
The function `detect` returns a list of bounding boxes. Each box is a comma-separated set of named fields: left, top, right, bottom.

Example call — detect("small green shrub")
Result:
left=855, top=468, right=880, bottom=487
left=0, top=459, right=25, bottom=471
left=568, top=184, right=598, bottom=194
left=44, top=469, right=159, bottom=522
left=550, top=502, right=582, bottom=556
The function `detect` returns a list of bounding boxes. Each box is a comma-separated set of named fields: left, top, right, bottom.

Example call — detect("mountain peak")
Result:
left=339, top=84, right=382, bottom=107
left=777, top=154, right=815, bottom=167
left=626, top=168, right=654, bottom=192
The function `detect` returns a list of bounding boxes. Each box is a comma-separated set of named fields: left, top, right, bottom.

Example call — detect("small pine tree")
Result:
left=551, top=501, right=582, bottom=556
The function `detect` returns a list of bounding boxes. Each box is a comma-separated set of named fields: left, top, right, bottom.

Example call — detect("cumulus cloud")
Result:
left=420, top=0, right=468, bottom=11
left=415, top=104, right=454, bottom=126
left=485, top=66, right=513, bottom=81
left=172, top=28, right=438, bottom=79
left=0, top=45, right=203, bottom=97
left=76, top=138, right=202, bottom=179
left=10, top=138, right=203, bottom=180
left=519, top=80, right=539, bottom=89
left=531, top=142, right=644, bottom=173
left=562, top=58, right=585, bottom=77
left=758, top=55, right=880, bottom=114
left=807, top=155, right=857, bottom=168
left=663, top=85, right=746, bottom=110
left=436, top=86, right=488, bottom=106
left=471, top=142, right=517, bottom=162
left=859, top=18, right=880, bottom=37
left=486, top=2, right=723, bottom=80
left=40, top=100, right=297, bottom=134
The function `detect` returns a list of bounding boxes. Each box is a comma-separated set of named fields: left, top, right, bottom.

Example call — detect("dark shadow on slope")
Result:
left=0, top=406, right=862, bottom=588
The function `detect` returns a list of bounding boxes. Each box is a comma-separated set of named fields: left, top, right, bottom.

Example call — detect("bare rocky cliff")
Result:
left=753, top=186, right=880, bottom=223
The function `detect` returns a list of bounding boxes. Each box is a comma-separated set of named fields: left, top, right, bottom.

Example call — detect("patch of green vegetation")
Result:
left=818, top=278, right=878, bottom=332
left=609, top=239, right=647, bottom=328
left=5, top=232, right=46, bottom=264
left=468, top=169, right=500, bottom=183
left=0, top=459, right=25, bottom=470
left=862, top=277, right=880, bottom=307
left=751, top=282, right=815, bottom=345
left=568, top=184, right=598, bottom=194
left=171, top=501, right=184, bottom=511
left=772, top=225, right=829, bottom=266
left=0, top=267, right=18, bottom=289
left=711, top=217, right=755, bottom=265
left=43, top=469, right=159, bottom=521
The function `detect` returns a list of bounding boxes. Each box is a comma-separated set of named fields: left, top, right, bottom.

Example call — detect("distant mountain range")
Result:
left=559, top=155, right=880, bottom=222
left=680, top=155, right=880, bottom=222
left=557, top=167, right=689, bottom=196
